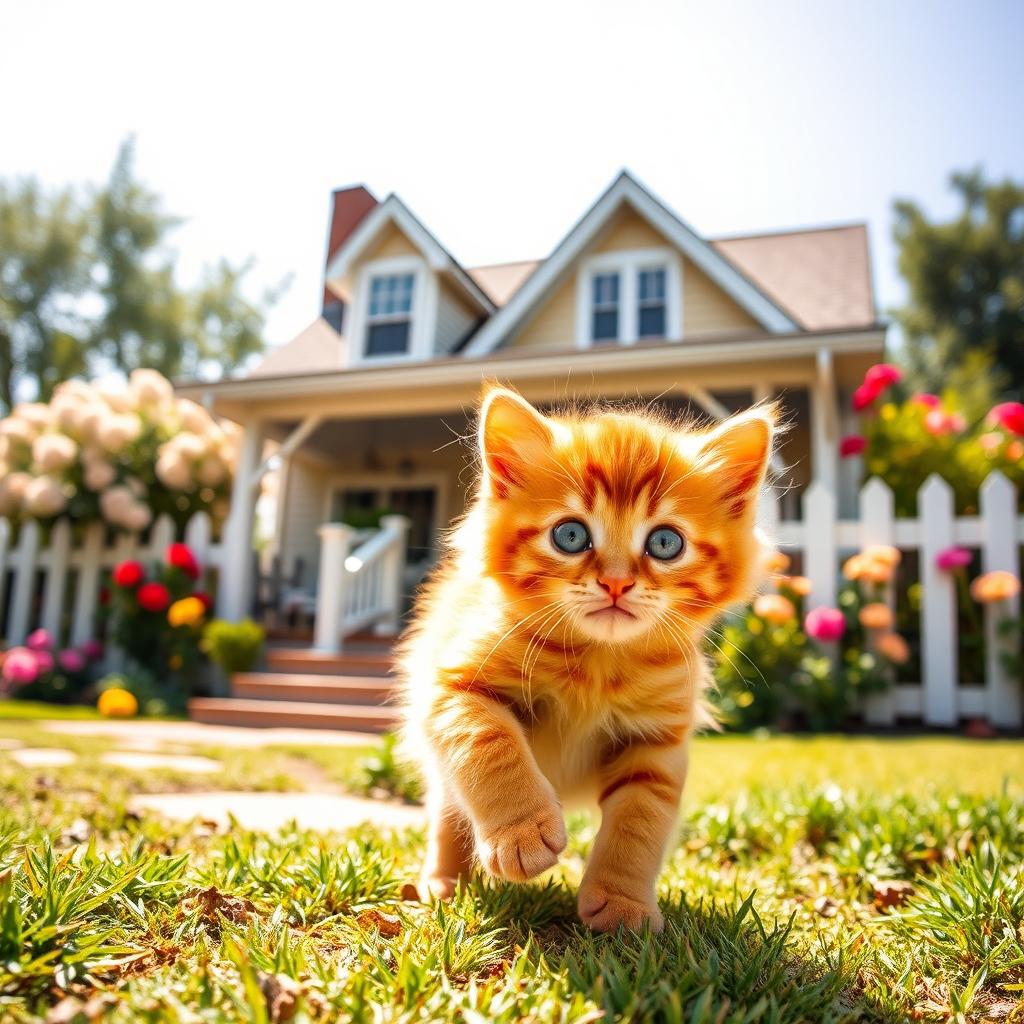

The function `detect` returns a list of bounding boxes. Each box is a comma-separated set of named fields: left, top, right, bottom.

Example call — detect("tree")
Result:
left=0, top=138, right=277, bottom=413
left=893, top=169, right=1024, bottom=398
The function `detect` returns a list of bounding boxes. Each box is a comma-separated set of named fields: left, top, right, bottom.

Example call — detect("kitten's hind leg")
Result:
left=420, top=785, right=475, bottom=900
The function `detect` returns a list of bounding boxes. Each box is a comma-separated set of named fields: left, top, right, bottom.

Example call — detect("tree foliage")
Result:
left=0, top=139, right=276, bottom=413
left=894, top=169, right=1024, bottom=397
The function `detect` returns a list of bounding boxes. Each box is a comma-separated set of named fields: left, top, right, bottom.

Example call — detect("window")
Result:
left=591, top=272, right=620, bottom=343
left=638, top=268, right=667, bottom=338
left=366, top=273, right=415, bottom=355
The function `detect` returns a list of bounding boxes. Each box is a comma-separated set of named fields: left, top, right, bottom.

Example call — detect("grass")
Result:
left=1, top=723, right=1022, bottom=1022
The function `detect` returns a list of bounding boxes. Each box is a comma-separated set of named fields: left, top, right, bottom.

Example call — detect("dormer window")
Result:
left=591, top=273, right=620, bottom=344
left=366, top=272, right=415, bottom=356
left=638, top=268, right=666, bottom=338
left=576, top=249, right=682, bottom=348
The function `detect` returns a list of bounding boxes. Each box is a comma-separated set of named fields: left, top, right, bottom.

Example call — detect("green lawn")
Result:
left=1, top=725, right=1022, bottom=1022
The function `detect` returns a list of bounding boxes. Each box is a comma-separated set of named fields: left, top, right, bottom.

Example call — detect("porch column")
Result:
left=217, top=419, right=263, bottom=622
left=314, top=523, right=355, bottom=653
left=810, top=349, right=839, bottom=495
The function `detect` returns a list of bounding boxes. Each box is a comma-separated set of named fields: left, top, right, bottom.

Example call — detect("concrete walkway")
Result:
left=42, top=718, right=376, bottom=748
left=130, top=790, right=425, bottom=832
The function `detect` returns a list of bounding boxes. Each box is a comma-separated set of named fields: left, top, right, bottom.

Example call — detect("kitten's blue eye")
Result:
left=552, top=520, right=591, bottom=554
left=646, top=527, right=685, bottom=560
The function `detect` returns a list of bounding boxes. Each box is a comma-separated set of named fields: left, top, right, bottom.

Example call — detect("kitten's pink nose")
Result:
left=597, top=576, right=635, bottom=602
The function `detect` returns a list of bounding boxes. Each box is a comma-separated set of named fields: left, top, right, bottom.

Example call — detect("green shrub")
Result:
left=201, top=619, right=265, bottom=674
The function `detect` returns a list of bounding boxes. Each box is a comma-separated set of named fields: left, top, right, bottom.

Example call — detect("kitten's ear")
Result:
left=479, top=386, right=560, bottom=490
left=696, top=406, right=776, bottom=517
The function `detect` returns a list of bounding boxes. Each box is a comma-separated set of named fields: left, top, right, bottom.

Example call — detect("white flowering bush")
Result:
left=0, top=370, right=238, bottom=532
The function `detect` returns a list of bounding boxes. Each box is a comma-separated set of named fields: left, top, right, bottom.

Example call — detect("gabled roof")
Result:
left=324, top=194, right=495, bottom=315
left=462, top=171, right=797, bottom=355
left=248, top=318, right=345, bottom=378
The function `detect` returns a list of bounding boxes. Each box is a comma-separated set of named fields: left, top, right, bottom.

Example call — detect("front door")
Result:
left=330, top=484, right=438, bottom=569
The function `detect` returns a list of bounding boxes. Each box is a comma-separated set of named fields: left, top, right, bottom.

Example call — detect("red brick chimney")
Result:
left=322, top=185, right=378, bottom=328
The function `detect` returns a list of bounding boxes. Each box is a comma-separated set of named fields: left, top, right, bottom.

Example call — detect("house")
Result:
left=180, top=171, right=884, bottom=669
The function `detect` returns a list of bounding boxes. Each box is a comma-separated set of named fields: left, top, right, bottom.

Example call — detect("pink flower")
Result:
left=980, top=431, right=1004, bottom=454
left=935, top=546, right=972, bottom=571
left=912, top=393, right=941, bottom=410
left=80, top=639, right=104, bottom=661
left=26, top=628, right=53, bottom=652
left=804, top=606, right=846, bottom=642
left=864, top=363, right=903, bottom=390
left=924, top=409, right=965, bottom=437
left=2, top=647, right=40, bottom=686
left=853, top=382, right=882, bottom=411
left=32, top=650, right=54, bottom=674
left=839, top=435, right=867, bottom=458
left=988, top=402, right=1024, bottom=437
left=58, top=649, right=86, bottom=673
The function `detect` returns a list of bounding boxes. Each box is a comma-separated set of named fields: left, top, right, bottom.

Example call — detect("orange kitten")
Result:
left=399, top=385, right=775, bottom=932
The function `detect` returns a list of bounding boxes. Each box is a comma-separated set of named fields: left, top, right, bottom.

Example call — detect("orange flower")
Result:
left=779, top=575, right=812, bottom=597
left=98, top=687, right=138, bottom=718
left=876, top=632, right=910, bottom=664
left=860, top=560, right=894, bottom=585
left=859, top=603, right=894, bottom=630
left=753, top=593, right=796, bottom=625
left=970, top=570, right=1021, bottom=604
left=1007, top=440, right=1024, bottom=462
left=764, top=550, right=791, bottom=574
left=843, top=555, right=867, bottom=581
left=864, top=545, right=901, bottom=568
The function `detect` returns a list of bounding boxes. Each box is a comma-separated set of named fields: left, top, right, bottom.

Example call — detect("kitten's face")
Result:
left=478, top=388, right=774, bottom=648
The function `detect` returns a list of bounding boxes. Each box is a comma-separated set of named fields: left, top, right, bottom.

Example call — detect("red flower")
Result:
left=839, top=435, right=867, bottom=458
left=912, top=393, right=941, bottom=410
left=166, top=543, right=200, bottom=580
left=113, top=560, right=145, bottom=588
left=864, top=363, right=902, bottom=390
left=853, top=382, right=882, bottom=411
left=193, top=590, right=214, bottom=612
left=988, top=402, right=1024, bottom=437
left=137, top=581, right=171, bottom=613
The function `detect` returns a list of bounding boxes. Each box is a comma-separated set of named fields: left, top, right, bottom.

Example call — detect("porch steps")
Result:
left=187, top=697, right=398, bottom=732
left=264, top=649, right=394, bottom=677
left=231, top=672, right=394, bottom=706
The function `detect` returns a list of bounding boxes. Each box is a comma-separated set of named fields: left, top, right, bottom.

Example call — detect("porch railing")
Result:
left=313, top=515, right=410, bottom=653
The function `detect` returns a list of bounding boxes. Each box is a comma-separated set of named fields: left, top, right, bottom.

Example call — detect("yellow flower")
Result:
left=880, top=403, right=897, bottom=421
left=864, top=545, right=901, bottom=568
left=753, top=593, right=796, bottom=625
left=859, top=602, right=893, bottom=630
left=970, top=570, right=1021, bottom=604
left=875, top=632, right=910, bottom=665
left=843, top=554, right=867, bottom=581
left=168, top=596, right=206, bottom=628
left=764, top=550, right=791, bottom=574
left=98, top=687, right=138, bottom=718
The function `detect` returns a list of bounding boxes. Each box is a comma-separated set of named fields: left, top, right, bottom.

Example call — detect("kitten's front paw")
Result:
left=477, top=803, right=566, bottom=882
left=577, top=882, right=664, bottom=933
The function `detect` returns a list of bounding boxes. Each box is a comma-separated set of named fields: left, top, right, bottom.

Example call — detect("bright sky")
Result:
left=4, top=0, right=1023, bottom=359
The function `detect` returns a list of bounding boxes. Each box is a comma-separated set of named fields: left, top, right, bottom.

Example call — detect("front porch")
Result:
left=186, top=335, right=879, bottom=657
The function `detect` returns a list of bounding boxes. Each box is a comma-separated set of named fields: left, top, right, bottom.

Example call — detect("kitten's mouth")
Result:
left=586, top=604, right=637, bottom=621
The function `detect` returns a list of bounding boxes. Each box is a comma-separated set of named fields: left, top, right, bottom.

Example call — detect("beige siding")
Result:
left=360, top=223, right=419, bottom=262
left=436, top=280, right=479, bottom=354
left=507, top=273, right=577, bottom=350
left=279, top=455, right=330, bottom=590
left=591, top=207, right=666, bottom=252
left=683, top=259, right=760, bottom=336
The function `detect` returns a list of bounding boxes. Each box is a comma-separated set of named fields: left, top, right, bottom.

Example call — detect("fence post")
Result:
left=40, top=519, right=72, bottom=644
left=376, top=514, right=410, bottom=636
left=8, top=520, right=40, bottom=645
left=980, top=472, right=1022, bottom=728
left=313, top=523, right=354, bottom=653
left=803, top=482, right=837, bottom=611
left=0, top=517, right=10, bottom=631
left=919, top=474, right=958, bottom=726
left=860, top=477, right=896, bottom=726
left=70, top=523, right=104, bottom=647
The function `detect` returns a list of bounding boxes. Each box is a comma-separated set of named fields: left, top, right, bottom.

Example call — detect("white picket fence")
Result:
left=0, top=512, right=225, bottom=652
left=762, top=471, right=1023, bottom=728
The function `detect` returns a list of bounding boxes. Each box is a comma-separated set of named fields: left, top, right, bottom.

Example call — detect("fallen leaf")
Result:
left=357, top=909, right=402, bottom=938
left=259, top=972, right=302, bottom=1023
left=182, top=886, right=258, bottom=927
left=872, top=879, right=914, bottom=911
left=399, top=881, right=421, bottom=902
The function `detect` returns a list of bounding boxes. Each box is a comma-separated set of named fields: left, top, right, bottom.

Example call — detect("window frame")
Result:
left=365, top=271, right=416, bottom=357
left=575, top=248, right=683, bottom=348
